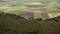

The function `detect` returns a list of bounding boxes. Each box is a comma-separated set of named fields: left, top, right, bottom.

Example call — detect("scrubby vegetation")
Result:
left=0, top=12, right=60, bottom=34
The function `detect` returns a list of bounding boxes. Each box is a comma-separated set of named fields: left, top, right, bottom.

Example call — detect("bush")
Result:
left=0, top=12, right=38, bottom=34
left=0, top=12, right=60, bottom=34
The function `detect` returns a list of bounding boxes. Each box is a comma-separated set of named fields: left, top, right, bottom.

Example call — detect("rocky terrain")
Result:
left=0, top=12, right=60, bottom=34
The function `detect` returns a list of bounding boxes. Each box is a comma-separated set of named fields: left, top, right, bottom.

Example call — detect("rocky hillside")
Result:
left=0, top=12, right=60, bottom=34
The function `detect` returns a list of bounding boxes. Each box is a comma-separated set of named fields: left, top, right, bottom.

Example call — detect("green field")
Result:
left=0, top=5, right=60, bottom=18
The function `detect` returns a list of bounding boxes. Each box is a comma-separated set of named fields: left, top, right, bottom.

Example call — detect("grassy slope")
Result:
left=7, top=7, right=60, bottom=18
left=0, top=7, right=60, bottom=18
